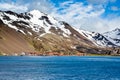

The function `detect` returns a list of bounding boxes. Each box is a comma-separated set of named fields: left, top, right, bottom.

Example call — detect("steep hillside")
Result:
left=0, top=10, right=119, bottom=55
left=0, top=20, right=34, bottom=54
left=0, top=10, right=97, bottom=55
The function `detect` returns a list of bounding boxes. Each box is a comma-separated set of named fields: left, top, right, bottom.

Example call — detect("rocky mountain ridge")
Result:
left=0, top=10, right=119, bottom=55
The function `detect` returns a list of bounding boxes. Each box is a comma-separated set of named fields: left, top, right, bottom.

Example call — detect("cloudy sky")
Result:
left=0, top=0, right=120, bottom=33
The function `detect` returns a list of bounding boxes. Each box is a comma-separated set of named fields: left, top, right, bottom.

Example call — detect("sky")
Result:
left=0, top=0, right=120, bottom=33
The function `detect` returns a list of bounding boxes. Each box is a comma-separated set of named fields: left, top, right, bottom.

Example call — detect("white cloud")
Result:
left=0, top=2, right=28, bottom=12
left=60, top=0, right=74, bottom=7
left=0, top=0, right=119, bottom=33
left=87, top=0, right=109, bottom=4
left=50, top=1, right=120, bottom=33
left=0, top=0, right=55, bottom=14
left=111, top=6, right=119, bottom=11
left=50, top=1, right=108, bottom=33
left=78, top=17, right=120, bottom=33
left=87, top=0, right=116, bottom=5
left=27, top=0, right=55, bottom=14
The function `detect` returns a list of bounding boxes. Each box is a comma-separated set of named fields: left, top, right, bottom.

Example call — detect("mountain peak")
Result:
left=114, top=28, right=120, bottom=32
left=29, top=10, right=40, bottom=14
left=29, top=10, right=46, bottom=17
left=0, top=10, right=120, bottom=48
left=103, top=27, right=120, bottom=46
left=104, top=28, right=120, bottom=34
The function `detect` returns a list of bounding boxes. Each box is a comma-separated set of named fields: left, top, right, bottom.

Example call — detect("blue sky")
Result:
left=0, top=0, right=120, bottom=32
left=49, top=0, right=120, bottom=17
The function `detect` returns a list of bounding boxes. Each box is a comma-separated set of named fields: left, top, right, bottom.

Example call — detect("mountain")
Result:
left=0, top=10, right=96, bottom=55
left=0, top=10, right=91, bottom=41
left=103, top=28, right=120, bottom=47
left=0, top=10, right=119, bottom=55
left=79, top=30, right=118, bottom=47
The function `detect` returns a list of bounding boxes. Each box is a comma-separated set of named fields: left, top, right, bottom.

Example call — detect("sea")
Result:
left=0, top=56, right=120, bottom=80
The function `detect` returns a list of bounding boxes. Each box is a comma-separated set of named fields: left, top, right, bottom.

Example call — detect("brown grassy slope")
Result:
left=0, top=22, right=35, bottom=54
left=34, top=33, right=92, bottom=54
left=63, top=22, right=95, bottom=47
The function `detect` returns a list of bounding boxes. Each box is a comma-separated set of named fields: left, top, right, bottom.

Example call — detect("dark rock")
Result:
left=0, top=19, right=3, bottom=24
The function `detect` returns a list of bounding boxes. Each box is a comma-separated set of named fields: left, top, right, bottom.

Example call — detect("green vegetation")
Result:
left=87, top=53, right=110, bottom=56
left=22, top=33, right=120, bottom=56
left=31, top=38, right=78, bottom=55
left=29, top=34, right=75, bottom=55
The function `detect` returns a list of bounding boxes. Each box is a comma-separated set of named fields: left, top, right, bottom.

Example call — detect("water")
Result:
left=0, top=56, right=120, bottom=80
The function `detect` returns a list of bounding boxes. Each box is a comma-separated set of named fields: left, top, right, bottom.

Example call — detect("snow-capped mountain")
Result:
left=76, top=29, right=117, bottom=47
left=0, top=10, right=119, bottom=55
left=0, top=10, right=72, bottom=37
left=103, top=28, right=120, bottom=46
left=73, top=27, right=120, bottom=47
left=0, top=10, right=95, bottom=54
left=0, top=10, right=119, bottom=49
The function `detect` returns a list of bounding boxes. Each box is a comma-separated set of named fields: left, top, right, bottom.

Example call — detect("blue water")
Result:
left=0, top=56, right=120, bottom=80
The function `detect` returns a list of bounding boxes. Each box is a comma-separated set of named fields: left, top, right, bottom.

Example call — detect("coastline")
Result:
left=0, top=53, right=119, bottom=56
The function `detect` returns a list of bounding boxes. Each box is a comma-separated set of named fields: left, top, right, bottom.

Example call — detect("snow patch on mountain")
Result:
left=0, top=13, right=18, bottom=30
left=0, top=10, right=119, bottom=47
left=103, top=28, right=120, bottom=39
left=0, top=10, right=72, bottom=37
left=103, top=28, right=120, bottom=46
left=76, top=28, right=117, bottom=47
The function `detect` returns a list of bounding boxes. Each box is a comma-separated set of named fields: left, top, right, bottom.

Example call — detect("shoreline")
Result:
left=0, top=54, right=119, bottom=57
left=1, top=52, right=120, bottom=56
